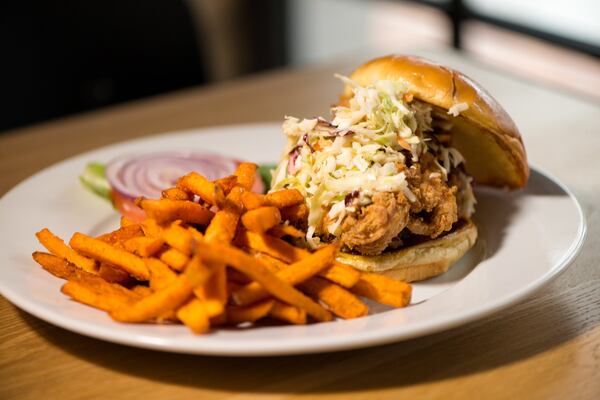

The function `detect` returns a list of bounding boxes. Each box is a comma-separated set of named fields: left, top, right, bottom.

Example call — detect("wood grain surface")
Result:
left=1, top=51, right=599, bottom=400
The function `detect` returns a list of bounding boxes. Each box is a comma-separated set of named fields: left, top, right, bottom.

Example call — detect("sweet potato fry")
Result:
left=209, top=263, right=228, bottom=303
left=233, top=162, right=257, bottom=191
left=187, top=226, right=204, bottom=242
left=202, top=186, right=246, bottom=310
left=160, top=248, right=189, bottom=271
left=36, top=228, right=97, bottom=273
left=124, top=236, right=164, bottom=257
left=213, top=184, right=227, bottom=209
left=112, top=255, right=210, bottom=324
left=226, top=299, right=274, bottom=325
left=61, top=281, right=136, bottom=312
left=191, top=260, right=228, bottom=317
left=241, top=206, right=281, bottom=233
left=70, top=233, right=150, bottom=280
left=228, top=185, right=246, bottom=209
left=110, top=274, right=194, bottom=323
left=269, top=301, right=307, bottom=325
left=138, top=198, right=214, bottom=225
left=184, top=255, right=212, bottom=288
left=145, top=258, right=177, bottom=291
left=252, top=252, right=286, bottom=272
left=98, top=263, right=133, bottom=285
left=215, top=175, right=238, bottom=195
left=350, top=272, right=412, bottom=307
left=241, top=189, right=304, bottom=210
left=322, top=262, right=361, bottom=288
left=32, top=252, right=137, bottom=303
left=75, top=270, right=138, bottom=299
left=97, top=224, right=144, bottom=246
left=38, top=253, right=137, bottom=300
left=268, top=224, right=305, bottom=239
left=196, top=240, right=332, bottom=322
left=300, top=277, right=368, bottom=319
left=254, top=251, right=364, bottom=317
left=238, top=231, right=360, bottom=287
left=162, top=222, right=194, bottom=255
left=236, top=230, right=306, bottom=262
left=204, top=186, right=244, bottom=244
left=280, top=203, right=309, bottom=225
left=185, top=253, right=221, bottom=323
left=161, top=187, right=191, bottom=201
left=32, top=252, right=91, bottom=281
left=265, top=189, right=304, bottom=209
left=185, top=256, right=219, bottom=319
left=176, top=298, right=210, bottom=334
left=198, top=299, right=225, bottom=318
left=351, top=272, right=412, bottom=308
left=176, top=172, right=219, bottom=205
left=232, top=244, right=338, bottom=306
left=141, top=218, right=163, bottom=238
left=241, top=191, right=266, bottom=210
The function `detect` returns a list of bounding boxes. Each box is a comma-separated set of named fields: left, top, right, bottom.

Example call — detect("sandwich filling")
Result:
left=271, top=75, right=476, bottom=254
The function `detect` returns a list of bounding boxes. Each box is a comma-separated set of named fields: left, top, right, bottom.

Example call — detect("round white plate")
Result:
left=0, top=123, right=586, bottom=356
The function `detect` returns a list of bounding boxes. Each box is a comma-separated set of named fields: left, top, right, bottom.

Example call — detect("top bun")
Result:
left=340, top=55, right=529, bottom=189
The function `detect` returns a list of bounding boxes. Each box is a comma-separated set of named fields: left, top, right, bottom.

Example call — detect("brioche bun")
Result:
left=340, top=55, right=529, bottom=189
left=337, top=220, right=478, bottom=282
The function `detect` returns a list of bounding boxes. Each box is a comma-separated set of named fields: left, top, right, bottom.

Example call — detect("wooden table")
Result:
left=1, top=50, right=599, bottom=399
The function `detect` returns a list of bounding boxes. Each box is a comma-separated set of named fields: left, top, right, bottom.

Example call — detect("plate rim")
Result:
left=0, top=124, right=588, bottom=356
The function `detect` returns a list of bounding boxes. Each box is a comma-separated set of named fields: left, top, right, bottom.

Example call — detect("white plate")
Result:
left=0, top=123, right=586, bottom=356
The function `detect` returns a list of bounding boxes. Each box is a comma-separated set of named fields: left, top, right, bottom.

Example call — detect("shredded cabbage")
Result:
left=271, top=75, right=472, bottom=243
left=448, top=102, right=469, bottom=117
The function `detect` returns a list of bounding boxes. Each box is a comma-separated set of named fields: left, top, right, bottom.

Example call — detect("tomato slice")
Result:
left=111, top=190, right=147, bottom=223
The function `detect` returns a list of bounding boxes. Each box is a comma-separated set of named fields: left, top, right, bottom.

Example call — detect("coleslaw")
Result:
left=270, top=75, right=474, bottom=247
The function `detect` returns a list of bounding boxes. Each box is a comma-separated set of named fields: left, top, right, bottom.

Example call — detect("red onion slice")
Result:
left=105, top=150, right=264, bottom=200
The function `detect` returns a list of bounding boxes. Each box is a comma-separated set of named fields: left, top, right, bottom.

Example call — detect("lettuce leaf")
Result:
left=79, top=162, right=111, bottom=201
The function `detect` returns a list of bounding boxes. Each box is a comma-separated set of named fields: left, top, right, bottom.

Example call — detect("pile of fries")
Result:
left=33, top=162, right=412, bottom=333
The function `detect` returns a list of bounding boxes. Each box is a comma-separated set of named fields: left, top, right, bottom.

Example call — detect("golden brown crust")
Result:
left=340, top=55, right=529, bottom=189
left=336, top=219, right=478, bottom=282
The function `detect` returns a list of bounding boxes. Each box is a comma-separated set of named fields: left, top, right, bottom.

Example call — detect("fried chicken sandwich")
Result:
left=270, top=55, right=529, bottom=282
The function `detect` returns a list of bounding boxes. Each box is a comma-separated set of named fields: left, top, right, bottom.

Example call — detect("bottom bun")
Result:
left=336, top=219, right=478, bottom=282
